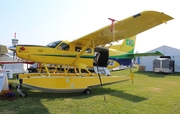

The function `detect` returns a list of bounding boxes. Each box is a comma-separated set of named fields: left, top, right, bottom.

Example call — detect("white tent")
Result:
left=0, top=44, right=8, bottom=55
left=139, top=45, right=180, bottom=72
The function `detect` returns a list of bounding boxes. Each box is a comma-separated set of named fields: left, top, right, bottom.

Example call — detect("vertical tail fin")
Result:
left=110, top=36, right=136, bottom=54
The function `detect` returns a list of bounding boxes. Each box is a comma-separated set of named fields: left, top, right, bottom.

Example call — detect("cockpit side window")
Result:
left=58, top=43, right=70, bottom=51
left=75, top=46, right=81, bottom=52
left=46, top=41, right=61, bottom=48
left=86, top=48, right=92, bottom=53
left=75, top=46, right=92, bottom=53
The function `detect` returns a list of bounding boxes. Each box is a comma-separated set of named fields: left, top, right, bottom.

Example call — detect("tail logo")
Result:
left=126, top=39, right=134, bottom=46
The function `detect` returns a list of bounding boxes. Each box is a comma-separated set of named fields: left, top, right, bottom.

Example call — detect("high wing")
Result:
left=127, top=51, right=163, bottom=58
left=69, top=11, right=173, bottom=48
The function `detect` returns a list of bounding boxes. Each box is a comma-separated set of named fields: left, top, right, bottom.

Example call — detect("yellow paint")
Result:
left=130, top=73, right=135, bottom=80
left=16, top=11, right=173, bottom=71
left=21, top=76, right=130, bottom=92
left=15, top=11, right=173, bottom=93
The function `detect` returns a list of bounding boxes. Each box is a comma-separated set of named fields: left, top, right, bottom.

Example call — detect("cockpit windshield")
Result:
left=46, top=41, right=62, bottom=48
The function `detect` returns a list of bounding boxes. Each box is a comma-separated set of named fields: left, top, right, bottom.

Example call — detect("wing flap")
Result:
left=70, top=11, right=173, bottom=47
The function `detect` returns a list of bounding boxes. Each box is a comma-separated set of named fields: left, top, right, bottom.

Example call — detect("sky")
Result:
left=0, top=0, right=178, bottom=53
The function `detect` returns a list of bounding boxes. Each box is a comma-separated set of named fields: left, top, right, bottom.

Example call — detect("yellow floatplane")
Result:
left=12, top=10, right=173, bottom=97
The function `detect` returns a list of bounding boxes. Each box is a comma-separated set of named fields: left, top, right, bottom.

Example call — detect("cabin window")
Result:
left=58, top=43, right=69, bottom=51
left=46, top=41, right=61, bottom=48
left=86, top=48, right=92, bottom=53
left=75, top=46, right=92, bottom=53
left=75, top=46, right=81, bottom=52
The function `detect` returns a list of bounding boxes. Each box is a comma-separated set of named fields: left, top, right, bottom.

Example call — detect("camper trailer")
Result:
left=153, top=56, right=174, bottom=73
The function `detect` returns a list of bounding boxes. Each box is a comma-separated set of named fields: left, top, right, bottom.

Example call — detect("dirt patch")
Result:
left=166, top=81, right=178, bottom=85
left=2, top=110, right=14, bottom=114
left=148, top=87, right=162, bottom=92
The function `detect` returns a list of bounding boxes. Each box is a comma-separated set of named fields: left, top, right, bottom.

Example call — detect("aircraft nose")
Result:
left=8, top=45, right=16, bottom=52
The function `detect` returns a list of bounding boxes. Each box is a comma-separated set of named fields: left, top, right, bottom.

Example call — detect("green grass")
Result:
left=1, top=67, right=180, bottom=114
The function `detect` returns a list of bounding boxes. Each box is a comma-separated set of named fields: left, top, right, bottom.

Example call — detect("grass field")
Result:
left=0, top=67, right=180, bottom=114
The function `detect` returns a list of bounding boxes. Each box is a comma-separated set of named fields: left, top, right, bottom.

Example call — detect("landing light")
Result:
left=20, top=46, right=25, bottom=50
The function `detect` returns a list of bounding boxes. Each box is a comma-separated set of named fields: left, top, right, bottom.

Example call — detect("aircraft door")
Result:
left=93, top=47, right=109, bottom=67
left=93, top=47, right=110, bottom=75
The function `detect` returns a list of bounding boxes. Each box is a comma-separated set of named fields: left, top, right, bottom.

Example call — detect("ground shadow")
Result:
left=0, top=87, right=50, bottom=114
left=92, top=87, right=148, bottom=102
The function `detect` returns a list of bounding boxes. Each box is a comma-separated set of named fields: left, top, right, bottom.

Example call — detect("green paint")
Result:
left=126, top=39, right=134, bottom=46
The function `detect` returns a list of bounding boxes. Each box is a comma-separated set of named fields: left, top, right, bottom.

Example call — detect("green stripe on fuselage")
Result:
left=32, top=54, right=94, bottom=59
left=32, top=49, right=134, bottom=60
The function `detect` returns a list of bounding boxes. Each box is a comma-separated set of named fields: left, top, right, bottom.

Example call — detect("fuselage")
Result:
left=16, top=40, right=133, bottom=69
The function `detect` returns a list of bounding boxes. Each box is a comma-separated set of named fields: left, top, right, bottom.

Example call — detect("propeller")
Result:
left=8, top=45, right=16, bottom=52
left=8, top=46, right=16, bottom=60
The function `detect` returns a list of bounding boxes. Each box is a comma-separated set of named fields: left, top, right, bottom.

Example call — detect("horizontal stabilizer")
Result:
left=127, top=51, right=163, bottom=57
